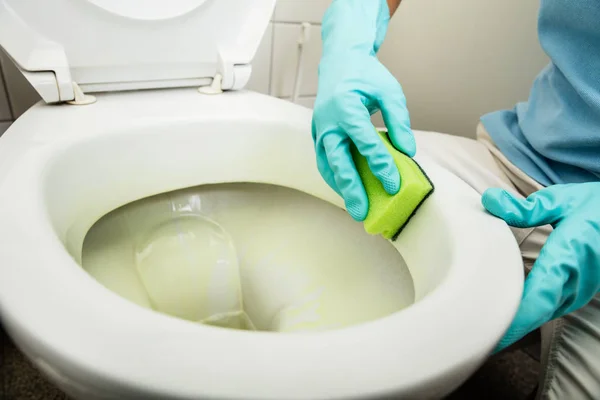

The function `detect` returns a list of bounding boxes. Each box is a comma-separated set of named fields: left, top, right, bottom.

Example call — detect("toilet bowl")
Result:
left=0, top=1, right=524, bottom=399
left=0, top=90, right=523, bottom=399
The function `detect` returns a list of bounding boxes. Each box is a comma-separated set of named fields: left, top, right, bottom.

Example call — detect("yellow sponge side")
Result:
left=351, top=131, right=434, bottom=240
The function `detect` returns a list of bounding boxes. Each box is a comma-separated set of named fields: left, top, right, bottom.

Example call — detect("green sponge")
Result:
left=351, top=130, right=434, bottom=241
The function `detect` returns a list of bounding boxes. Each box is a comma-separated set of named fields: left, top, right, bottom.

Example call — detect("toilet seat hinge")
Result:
left=66, top=82, right=97, bottom=106
left=198, top=49, right=251, bottom=95
left=198, top=73, right=224, bottom=95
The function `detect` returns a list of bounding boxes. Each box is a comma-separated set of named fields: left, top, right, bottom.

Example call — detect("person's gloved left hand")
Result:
left=482, top=182, right=600, bottom=352
left=312, top=0, right=415, bottom=221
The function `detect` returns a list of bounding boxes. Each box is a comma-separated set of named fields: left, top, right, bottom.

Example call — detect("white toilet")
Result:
left=0, top=1, right=524, bottom=399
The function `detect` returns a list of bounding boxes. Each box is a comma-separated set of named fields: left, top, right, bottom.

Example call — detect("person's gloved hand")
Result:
left=312, top=0, right=415, bottom=221
left=482, top=182, right=600, bottom=352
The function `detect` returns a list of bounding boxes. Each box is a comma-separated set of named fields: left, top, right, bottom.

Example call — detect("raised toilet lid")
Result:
left=0, top=0, right=275, bottom=102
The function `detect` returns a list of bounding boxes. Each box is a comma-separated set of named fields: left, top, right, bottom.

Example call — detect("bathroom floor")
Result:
left=1, top=323, right=540, bottom=400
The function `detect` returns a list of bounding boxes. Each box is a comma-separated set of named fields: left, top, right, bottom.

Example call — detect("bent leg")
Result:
left=412, top=128, right=600, bottom=400
left=537, top=299, right=600, bottom=399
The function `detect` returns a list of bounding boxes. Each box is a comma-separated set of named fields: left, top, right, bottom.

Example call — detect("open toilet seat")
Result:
left=0, top=89, right=524, bottom=399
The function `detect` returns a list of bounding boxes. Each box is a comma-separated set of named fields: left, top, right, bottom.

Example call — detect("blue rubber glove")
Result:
left=312, top=0, right=415, bottom=221
left=482, top=183, right=600, bottom=352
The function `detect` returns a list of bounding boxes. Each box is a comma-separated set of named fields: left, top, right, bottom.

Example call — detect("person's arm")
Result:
left=387, top=0, right=401, bottom=16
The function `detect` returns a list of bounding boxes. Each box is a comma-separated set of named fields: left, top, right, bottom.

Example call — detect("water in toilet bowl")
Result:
left=81, top=183, right=414, bottom=332
left=134, top=214, right=250, bottom=328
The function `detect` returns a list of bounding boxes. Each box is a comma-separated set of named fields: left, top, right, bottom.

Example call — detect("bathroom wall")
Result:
left=0, top=0, right=548, bottom=138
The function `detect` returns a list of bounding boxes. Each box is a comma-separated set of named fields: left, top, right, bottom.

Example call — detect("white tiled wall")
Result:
left=270, top=23, right=321, bottom=99
left=273, top=0, right=330, bottom=23
left=0, top=0, right=547, bottom=138
left=376, top=0, right=548, bottom=136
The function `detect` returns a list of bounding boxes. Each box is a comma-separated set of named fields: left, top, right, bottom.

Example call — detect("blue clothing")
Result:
left=481, top=0, right=600, bottom=186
